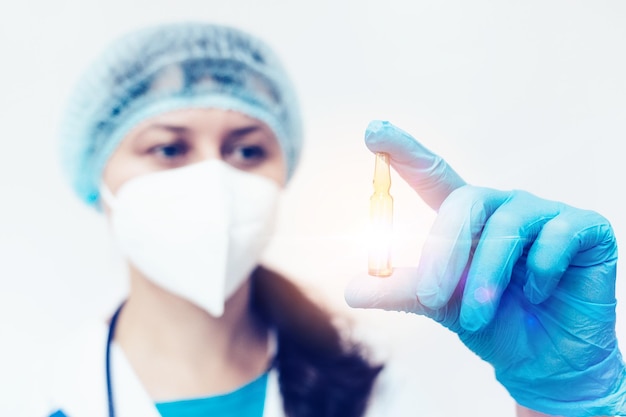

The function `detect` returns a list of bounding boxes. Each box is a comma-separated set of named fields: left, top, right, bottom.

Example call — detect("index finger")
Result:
left=365, top=120, right=466, bottom=210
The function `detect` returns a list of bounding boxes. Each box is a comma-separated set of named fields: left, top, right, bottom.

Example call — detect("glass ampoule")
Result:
left=368, top=152, right=393, bottom=277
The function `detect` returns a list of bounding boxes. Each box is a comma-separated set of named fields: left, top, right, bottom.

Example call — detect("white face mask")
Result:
left=100, top=160, right=281, bottom=317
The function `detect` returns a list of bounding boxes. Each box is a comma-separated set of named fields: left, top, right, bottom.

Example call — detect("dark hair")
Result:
left=251, top=266, right=384, bottom=417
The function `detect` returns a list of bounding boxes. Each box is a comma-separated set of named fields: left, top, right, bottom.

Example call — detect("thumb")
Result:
left=365, top=120, right=466, bottom=210
left=345, top=267, right=464, bottom=332
left=345, top=267, right=426, bottom=314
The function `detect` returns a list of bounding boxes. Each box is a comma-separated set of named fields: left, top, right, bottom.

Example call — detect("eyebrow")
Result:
left=142, top=124, right=263, bottom=136
left=146, top=124, right=191, bottom=134
left=228, top=125, right=262, bottom=138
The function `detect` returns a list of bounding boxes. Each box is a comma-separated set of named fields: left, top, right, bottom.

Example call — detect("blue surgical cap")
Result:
left=60, top=22, right=302, bottom=207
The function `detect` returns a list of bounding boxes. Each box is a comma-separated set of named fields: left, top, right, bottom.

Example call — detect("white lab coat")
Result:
left=37, top=321, right=413, bottom=417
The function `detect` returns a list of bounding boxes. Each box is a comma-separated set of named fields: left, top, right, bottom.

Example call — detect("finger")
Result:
left=459, top=191, right=561, bottom=331
left=365, top=120, right=466, bottom=210
left=415, top=186, right=510, bottom=309
left=524, top=208, right=618, bottom=305
left=344, top=267, right=426, bottom=314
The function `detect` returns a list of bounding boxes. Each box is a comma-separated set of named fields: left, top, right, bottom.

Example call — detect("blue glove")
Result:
left=345, top=120, right=626, bottom=416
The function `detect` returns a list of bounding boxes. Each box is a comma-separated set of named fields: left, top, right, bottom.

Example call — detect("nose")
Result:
left=191, top=136, right=223, bottom=164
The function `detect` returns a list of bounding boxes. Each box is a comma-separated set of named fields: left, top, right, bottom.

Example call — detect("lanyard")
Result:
left=105, top=302, right=125, bottom=417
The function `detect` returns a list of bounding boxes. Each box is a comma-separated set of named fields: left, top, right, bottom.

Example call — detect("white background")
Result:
left=1, top=1, right=626, bottom=415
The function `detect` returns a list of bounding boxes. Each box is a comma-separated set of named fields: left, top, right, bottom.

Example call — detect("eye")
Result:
left=237, top=144, right=266, bottom=160
left=225, top=143, right=268, bottom=168
left=149, top=141, right=190, bottom=160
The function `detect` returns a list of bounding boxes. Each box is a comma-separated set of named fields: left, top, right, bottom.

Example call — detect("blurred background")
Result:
left=1, top=0, right=625, bottom=415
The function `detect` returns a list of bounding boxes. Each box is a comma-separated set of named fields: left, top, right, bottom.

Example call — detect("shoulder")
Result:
left=364, top=352, right=420, bottom=417
left=348, top=319, right=423, bottom=417
left=34, top=320, right=110, bottom=417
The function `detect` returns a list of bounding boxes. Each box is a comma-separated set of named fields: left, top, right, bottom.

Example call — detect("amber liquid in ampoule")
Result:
left=368, top=152, right=393, bottom=277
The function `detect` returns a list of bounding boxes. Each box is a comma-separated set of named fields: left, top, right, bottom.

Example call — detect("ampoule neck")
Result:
left=373, top=152, right=391, bottom=194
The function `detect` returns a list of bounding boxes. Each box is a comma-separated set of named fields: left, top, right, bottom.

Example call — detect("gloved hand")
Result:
left=345, top=120, right=626, bottom=417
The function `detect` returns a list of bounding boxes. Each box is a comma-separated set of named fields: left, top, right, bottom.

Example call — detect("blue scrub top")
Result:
left=48, top=372, right=269, bottom=417
left=156, top=372, right=268, bottom=417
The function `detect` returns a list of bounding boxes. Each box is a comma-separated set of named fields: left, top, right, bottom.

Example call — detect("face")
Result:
left=102, top=108, right=287, bottom=197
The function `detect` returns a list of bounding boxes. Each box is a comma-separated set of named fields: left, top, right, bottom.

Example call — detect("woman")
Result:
left=43, top=20, right=626, bottom=417
left=44, top=22, right=383, bottom=417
